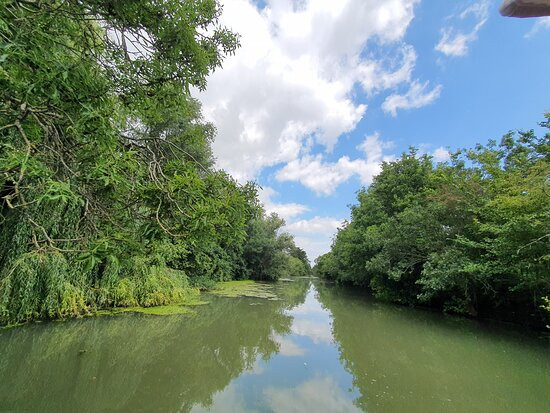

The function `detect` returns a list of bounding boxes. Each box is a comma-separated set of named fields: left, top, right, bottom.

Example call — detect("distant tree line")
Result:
left=315, top=121, right=550, bottom=328
left=0, top=0, right=308, bottom=326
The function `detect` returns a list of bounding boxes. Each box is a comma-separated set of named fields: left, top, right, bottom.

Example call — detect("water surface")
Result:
left=0, top=280, right=548, bottom=412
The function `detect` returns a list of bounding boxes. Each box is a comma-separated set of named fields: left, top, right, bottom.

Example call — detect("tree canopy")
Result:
left=315, top=119, right=550, bottom=328
left=0, top=0, right=307, bottom=325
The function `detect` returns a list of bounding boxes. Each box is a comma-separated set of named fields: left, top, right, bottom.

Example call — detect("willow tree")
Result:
left=0, top=0, right=254, bottom=325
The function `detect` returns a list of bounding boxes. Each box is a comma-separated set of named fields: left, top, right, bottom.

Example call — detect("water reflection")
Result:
left=0, top=282, right=308, bottom=413
left=263, top=375, right=361, bottom=413
left=272, top=334, right=306, bottom=356
left=191, top=283, right=359, bottom=412
left=316, top=282, right=550, bottom=413
left=1, top=280, right=548, bottom=413
left=288, top=286, right=334, bottom=345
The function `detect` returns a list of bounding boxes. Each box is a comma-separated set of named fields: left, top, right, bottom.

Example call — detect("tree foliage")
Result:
left=241, top=213, right=310, bottom=281
left=0, top=0, right=305, bottom=325
left=315, top=119, right=550, bottom=328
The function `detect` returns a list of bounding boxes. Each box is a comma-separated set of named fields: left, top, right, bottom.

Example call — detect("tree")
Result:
left=314, top=120, right=550, bottom=328
left=242, top=213, right=293, bottom=281
left=0, top=0, right=301, bottom=325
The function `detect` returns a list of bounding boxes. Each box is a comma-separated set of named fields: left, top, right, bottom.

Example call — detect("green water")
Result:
left=0, top=280, right=548, bottom=412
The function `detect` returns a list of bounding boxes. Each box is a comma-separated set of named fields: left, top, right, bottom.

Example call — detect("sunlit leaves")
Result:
left=316, top=119, right=550, bottom=327
left=0, top=0, right=266, bottom=325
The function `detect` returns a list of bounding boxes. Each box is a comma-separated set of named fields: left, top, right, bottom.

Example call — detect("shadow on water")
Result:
left=0, top=279, right=548, bottom=413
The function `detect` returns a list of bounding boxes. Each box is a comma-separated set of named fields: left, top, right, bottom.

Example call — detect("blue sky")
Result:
left=197, top=0, right=550, bottom=261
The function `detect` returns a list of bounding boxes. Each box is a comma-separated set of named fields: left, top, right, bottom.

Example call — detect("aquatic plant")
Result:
left=211, top=280, right=279, bottom=300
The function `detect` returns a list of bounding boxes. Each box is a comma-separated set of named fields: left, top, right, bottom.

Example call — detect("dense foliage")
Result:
left=242, top=213, right=310, bottom=281
left=315, top=120, right=550, bottom=328
left=0, top=0, right=307, bottom=325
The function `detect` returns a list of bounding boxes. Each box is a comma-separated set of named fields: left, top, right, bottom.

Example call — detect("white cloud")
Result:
left=525, top=16, right=550, bottom=38
left=293, top=236, right=335, bottom=263
left=286, top=217, right=343, bottom=235
left=357, top=132, right=395, bottom=159
left=258, top=188, right=344, bottom=260
left=436, top=32, right=470, bottom=57
left=197, top=0, right=422, bottom=181
left=435, top=1, right=489, bottom=57
left=413, top=144, right=451, bottom=162
left=382, top=80, right=443, bottom=117
left=356, top=45, right=417, bottom=95
left=259, top=186, right=309, bottom=222
left=276, top=154, right=371, bottom=196
left=258, top=187, right=345, bottom=260
left=285, top=216, right=345, bottom=261
left=432, top=147, right=451, bottom=162
left=276, top=133, right=394, bottom=195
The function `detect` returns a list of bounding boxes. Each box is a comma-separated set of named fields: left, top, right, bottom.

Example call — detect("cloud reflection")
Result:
left=290, top=319, right=333, bottom=345
left=272, top=334, right=307, bottom=356
left=264, top=376, right=361, bottom=413
left=189, top=384, right=253, bottom=413
left=287, top=287, right=334, bottom=344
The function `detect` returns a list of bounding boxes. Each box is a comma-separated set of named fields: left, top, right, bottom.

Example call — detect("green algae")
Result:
left=6, top=281, right=279, bottom=324
left=93, top=279, right=280, bottom=316
left=96, top=305, right=192, bottom=316
left=210, top=280, right=279, bottom=300
left=94, top=294, right=209, bottom=317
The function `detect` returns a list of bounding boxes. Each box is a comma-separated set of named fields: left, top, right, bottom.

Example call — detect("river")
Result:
left=0, top=280, right=548, bottom=412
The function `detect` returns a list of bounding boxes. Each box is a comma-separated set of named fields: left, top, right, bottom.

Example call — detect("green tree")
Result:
left=315, top=120, right=550, bottom=328
left=0, top=0, right=301, bottom=325
left=241, top=213, right=292, bottom=281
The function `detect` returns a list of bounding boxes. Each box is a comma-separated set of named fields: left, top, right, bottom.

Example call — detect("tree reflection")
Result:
left=316, top=282, right=550, bottom=413
left=0, top=281, right=310, bottom=412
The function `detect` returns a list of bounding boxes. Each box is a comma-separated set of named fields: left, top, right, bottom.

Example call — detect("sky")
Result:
left=196, top=0, right=550, bottom=262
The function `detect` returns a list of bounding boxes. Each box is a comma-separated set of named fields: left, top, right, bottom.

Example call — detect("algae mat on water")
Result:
left=94, top=295, right=209, bottom=317
left=94, top=281, right=277, bottom=318
left=211, top=280, right=279, bottom=300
